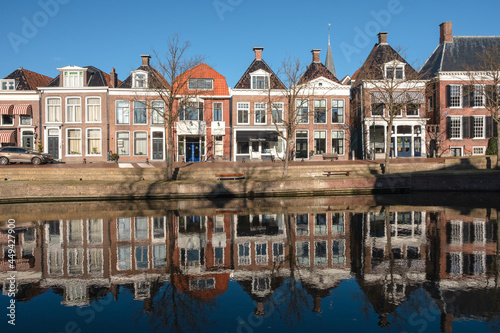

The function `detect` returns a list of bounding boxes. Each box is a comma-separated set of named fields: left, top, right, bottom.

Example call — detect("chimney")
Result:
left=253, top=47, right=264, bottom=60
left=440, top=22, right=453, bottom=43
left=141, top=54, right=151, bottom=66
left=110, top=68, right=117, bottom=88
left=378, top=32, right=388, bottom=44
left=311, top=49, right=321, bottom=63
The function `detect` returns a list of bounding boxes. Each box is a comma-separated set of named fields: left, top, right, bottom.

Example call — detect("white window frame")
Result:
left=254, top=102, right=267, bottom=124
left=331, top=99, right=345, bottom=124
left=116, top=100, right=130, bottom=125
left=66, top=97, right=81, bottom=123
left=384, top=62, right=405, bottom=80
left=1, top=114, right=13, bottom=126
left=133, top=101, right=147, bottom=125
left=63, top=71, right=84, bottom=88
left=255, top=242, right=268, bottom=265
left=86, top=97, right=101, bottom=123
left=237, top=102, right=249, bottom=124
left=46, top=97, right=62, bottom=123
left=133, top=131, right=148, bottom=156
left=449, top=85, right=462, bottom=108
left=472, top=115, right=485, bottom=139
left=66, top=128, right=82, bottom=156
left=86, top=128, right=102, bottom=156
left=188, top=78, right=213, bottom=90
left=449, top=116, right=462, bottom=140
left=473, top=85, right=485, bottom=108
left=250, top=74, right=269, bottom=90
left=450, top=146, right=463, bottom=157
left=271, top=102, right=283, bottom=124
left=132, top=72, right=148, bottom=88
left=151, top=101, right=165, bottom=125
left=331, top=130, right=345, bottom=155
left=19, top=115, right=32, bottom=126
left=213, top=102, right=223, bottom=122
left=0, top=79, right=17, bottom=90
left=296, top=98, right=309, bottom=124
left=313, top=99, right=327, bottom=124
left=313, top=130, right=327, bottom=155
left=406, top=103, right=419, bottom=117
left=472, top=146, right=486, bottom=155
left=116, top=131, right=130, bottom=156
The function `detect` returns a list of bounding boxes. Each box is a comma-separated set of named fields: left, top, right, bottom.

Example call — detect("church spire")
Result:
left=325, top=23, right=337, bottom=78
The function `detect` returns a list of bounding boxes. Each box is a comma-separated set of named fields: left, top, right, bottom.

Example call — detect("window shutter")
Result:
left=462, top=117, right=470, bottom=139
left=446, top=117, right=451, bottom=138
left=486, top=116, right=492, bottom=138
left=446, top=85, right=451, bottom=107
left=485, top=85, right=495, bottom=108
left=463, top=85, right=471, bottom=108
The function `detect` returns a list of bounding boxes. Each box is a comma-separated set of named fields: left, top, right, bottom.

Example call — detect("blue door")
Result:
left=396, top=136, right=411, bottom=157
left=186, top=142, right=200, bottom=162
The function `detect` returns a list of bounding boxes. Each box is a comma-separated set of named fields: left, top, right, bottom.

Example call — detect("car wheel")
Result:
left=0, top=157, right=8, bottom=165
left=32, top=157, right=42, bottom=165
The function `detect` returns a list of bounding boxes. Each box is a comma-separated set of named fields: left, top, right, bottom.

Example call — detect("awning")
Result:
left=12, top=104, right=32, bottom=116
left=0, top=130, right=15, bottom=143
left=0, top=104, right=13, bottom=115
left=371, top=91, right=425, bottom=104
left=236, top=130, right=278, bottom=142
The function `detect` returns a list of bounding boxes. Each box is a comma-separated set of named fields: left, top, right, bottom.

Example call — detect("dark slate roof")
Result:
left=325, top=43, right=337, bottom=77
left=233, top=59, right=286, bottom=89
left=354, top=43, right=419, bottom=81
left=3, top=68, right=52, bottom=90
left=117, top=65, right=168, bottom=89
left=420, top=36, right=500, bottom=79
left=298, top=61, right=340, bottom=85
left=46, top=66, right=117, bottom=87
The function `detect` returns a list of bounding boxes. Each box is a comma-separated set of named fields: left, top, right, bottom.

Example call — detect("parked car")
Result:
left=0, top=147, right=53, bottom=165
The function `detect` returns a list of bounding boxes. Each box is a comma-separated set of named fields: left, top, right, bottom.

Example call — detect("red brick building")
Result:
left=421, top=22, right=500, bottom=157
left=0, top=68, right=52, bottom=149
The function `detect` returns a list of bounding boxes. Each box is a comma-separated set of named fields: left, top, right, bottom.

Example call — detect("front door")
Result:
left=22, top=131, right=34, bottom=150
left=296, top=138, right=308, bottom=159
left=152, top=133, right=163, bottom=160
left=251, top=141, right=261, bottom=160
left=186, top=142, right=200, bottom=162
left=48, top=136, right=59, bottom=159
left=396, top=136, right=411, bottom=157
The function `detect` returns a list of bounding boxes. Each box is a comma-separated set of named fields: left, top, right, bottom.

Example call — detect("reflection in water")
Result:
left=1, top=196, right=500, bottom=332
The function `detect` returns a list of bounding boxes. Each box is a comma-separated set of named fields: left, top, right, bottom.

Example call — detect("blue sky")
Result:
left=1, top=0, right=499, bottom=87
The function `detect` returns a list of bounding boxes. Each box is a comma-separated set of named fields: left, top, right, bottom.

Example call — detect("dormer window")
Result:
left=0, top=79, right=17, bottom=90
left=133, top=72, right=148, bottom=88
left=252, top=76, right=268, bottom=89
left=188, top=78, right=213, bottom=90
left=63, top=71, right=84, bottom=87
left=384, top=62, right=405, bottom=80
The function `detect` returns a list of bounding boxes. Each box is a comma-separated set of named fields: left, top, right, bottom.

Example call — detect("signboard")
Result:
left=211, top=121, right=225, bottom=135
left=177, top=120, right=207, bottom=135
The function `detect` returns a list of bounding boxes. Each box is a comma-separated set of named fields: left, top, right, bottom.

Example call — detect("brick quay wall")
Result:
left=0, top=156, right=499, bottom=203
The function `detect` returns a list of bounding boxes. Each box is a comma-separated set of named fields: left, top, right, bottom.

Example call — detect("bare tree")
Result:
left=149, top=34, right=204, bottom=180
left=465, top=45, right=500, bottom=168
left=358, top=54, right=425, bottom=174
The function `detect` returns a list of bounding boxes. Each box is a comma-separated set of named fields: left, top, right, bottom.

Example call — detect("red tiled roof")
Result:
left=21, top=68, right=52, bottom=89
left=176, top=63, right=229, bottom=95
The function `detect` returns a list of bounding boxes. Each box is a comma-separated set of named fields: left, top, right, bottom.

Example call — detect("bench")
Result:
left=324, top=170, right=351, bottom=177
left=322, top=153, right=338, bottom=161
left=216, top=173, right=245, bottom=180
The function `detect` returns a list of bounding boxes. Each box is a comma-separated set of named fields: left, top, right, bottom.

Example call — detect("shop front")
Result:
left=234, top=130, right=284, bottom=162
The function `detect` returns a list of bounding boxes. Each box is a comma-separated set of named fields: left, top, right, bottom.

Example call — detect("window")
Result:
left=395, top=67, right=403, bottom=79
left=133, top=72, right=147, bottom=88
left=117, top=218, right=131, bottom=240
left=153, top=245, right=166, bottom=268
left=314, top=131, right=326, bottom=154
left=386, top=66, right=393, bottom=79
left=66, top=98, right=81, bottom=123
left=314, top=99, right=326, bottom=123
left=116, top=101, right=130, bottom=124
left=296, top=214, right=309, bottom=236
left=86, top=97, right=101, bottom=122
left=256, top=243, right=267, bottom=265
left=473, top=146, right=486, bottom=155
left=151, top=101, right=165, bottom=124
left=255, top=102, right=266, bottom=124
left=314, top=214, right=327, bottom=235
left=251, top=75, right=268, bottom=89
left=272, top=102, right=283, bottom=124
left=47, top=98, right=61, bottom=122
left=392, top=103, right=403, bottom=117
left=449, top=117, right=462, bottom=139
left=296, top=99, right=308, bottom=123
left=117, top=246, right=131, bottom=270
left=190, top=278, right=215, bottom=291
left=273, top=243, right=284, bottom=262
left=0, top=79, right=16, bottom=90
left=134, top=132, right=147, bottom=155
left=1, top=115, right=13, bottom=126
left=296, top=241, right=309, bottom=267
left=238, top=243, right=250, bottom=265
left=135, top=217, right=149, bottom=240
left=332, top=213, right=345, bottom=234
left=237, top=102, right=249, bottom=124
left=153, top=217, right=165, bottom=239
left=67, top=129, right=81, bottom=155
left=332, top=240, right=345, bottom=265
left=20, top=115, right=32, bottom=126
left=63, top=71, right=84, bottom=87
left=88, top=219, right=102, bottom=244
left=188, top=78, right=213, bottom=90
left=237, top=141, right=249, bottom=154
left=68, top=220, right=83, bottom=244
left=371, top=103, right=384, bottom=116
left=116, top=132, right=130, bottom=156
left=450, top=147, right=462, bottom=156
left=448, top=85, right=462, bottom=108
left=331, top=99, right=344, bottom=123
left=473, top=85, right=485, bottom=107
left=407, top=104, right=419, bottom=116
left=213, top=102, right=222, bottom=121
left=331, top=130, right=344, bottom=155
left=473, top=116, right=485, bottom=138
left=180, top=102, right=203, bottom=121
left=133, top=101, right=147, bottom=124
left=87, top=129, right=101, bottom=155
left=385, top=66, right=404, bottom=79
left=315, top=241, right=327, bottom=266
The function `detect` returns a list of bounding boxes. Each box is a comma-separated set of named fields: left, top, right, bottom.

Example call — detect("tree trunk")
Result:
left=496, top=120, right=500, bottom=169
left=384, top=121, right=392, bottom=174
left=166, top=121, right=174, bottom=180
left=282, top=137, right=291, bottom=178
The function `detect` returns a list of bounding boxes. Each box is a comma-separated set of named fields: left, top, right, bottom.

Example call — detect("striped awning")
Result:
left=0, top=130, right=15, bottom=143
left=0, top=104, right=13, bottom=115
left=12, top=104, right=32, bottom=116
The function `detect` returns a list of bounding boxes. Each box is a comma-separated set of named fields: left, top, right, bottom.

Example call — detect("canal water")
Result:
left=1, top=193, right=500, bottom=332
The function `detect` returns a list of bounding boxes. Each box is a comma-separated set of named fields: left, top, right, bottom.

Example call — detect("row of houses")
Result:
left=0, top=22, right=498, bottom=163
